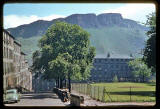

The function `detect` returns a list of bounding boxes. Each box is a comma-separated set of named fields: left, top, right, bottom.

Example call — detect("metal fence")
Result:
left=71, top=83, right=155, bottom=102
left=71, top=83, right=110, bottom=102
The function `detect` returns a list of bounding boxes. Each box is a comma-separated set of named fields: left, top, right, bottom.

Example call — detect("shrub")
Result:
left=148, top=75, right=156, bottom=83
left=113, top=75, right=118, bottom=82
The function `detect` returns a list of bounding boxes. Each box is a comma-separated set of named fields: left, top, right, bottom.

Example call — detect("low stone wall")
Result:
left=70, top=94, right=84, bottom=106
left=53, top=88, right=70, bottom=102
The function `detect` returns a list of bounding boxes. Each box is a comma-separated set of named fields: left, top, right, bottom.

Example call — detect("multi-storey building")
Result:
left=3, top=30, right=15, bottom=90
left=13, top=40, right=21, bottom=87
left=90, top=56, right=134, bottom=82
left=20, top=58, right=32, bottom=91
left=3, top=30, right=32, bottom=92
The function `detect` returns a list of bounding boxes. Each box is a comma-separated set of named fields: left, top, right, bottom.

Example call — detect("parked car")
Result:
left=4, top=89, right=20, bottom=103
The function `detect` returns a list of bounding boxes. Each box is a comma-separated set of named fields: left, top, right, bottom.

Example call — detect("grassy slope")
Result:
left=16, top=26, right=147, bottom=65
left=86, top=26, right=147, bottom=56
left=16, top=36, right=41, bottom=65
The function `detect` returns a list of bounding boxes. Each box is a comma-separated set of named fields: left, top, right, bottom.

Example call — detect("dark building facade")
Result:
left=90, top=57, right=134, bottom=82
left=32, top=73, right=55, bottom=92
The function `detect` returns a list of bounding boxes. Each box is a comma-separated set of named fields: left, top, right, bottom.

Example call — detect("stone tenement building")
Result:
left=3, top=30, right=32, bottom=92
left=90, top=55, right=134, bottom=82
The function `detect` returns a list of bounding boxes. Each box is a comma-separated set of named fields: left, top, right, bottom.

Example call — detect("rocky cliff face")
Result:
left=7, top=13, right=147, bottom=38
left=97, top=13, right=123, bottom=27
left=65, top=13, right=100, bottom=28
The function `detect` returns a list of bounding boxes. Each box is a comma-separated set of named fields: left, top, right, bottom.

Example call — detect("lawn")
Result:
left=91, top=82, right=156, bottom=102
left=72, top=82, right=156, bottom=102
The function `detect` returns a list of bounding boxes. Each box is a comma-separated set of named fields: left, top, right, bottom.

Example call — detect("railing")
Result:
left=71, top=83, right=155, bottom=102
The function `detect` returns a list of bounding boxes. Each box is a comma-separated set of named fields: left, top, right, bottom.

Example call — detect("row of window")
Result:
left=94, top=64, right=130, bottom=67
left=3, top=47, right=14, bottom=59
left=3, top=62, right=14, bottom=75
left=14, top=43, right=21, bottom=53
left=3, top=32, right=14, bottom=46
left=3, top=30, right=32, bottom=91
left=91, top=72, right=129, bottom=77
left=93, top=65, right=131, bottom=71
left=94, top=59, right=132, bottom=63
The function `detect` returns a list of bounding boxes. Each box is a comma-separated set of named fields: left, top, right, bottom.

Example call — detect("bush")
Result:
left=113, top=75, right=118, bottom=82
left=148, top=75, right=156, bottom=83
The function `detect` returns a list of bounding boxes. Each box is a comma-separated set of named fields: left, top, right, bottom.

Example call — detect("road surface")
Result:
left=4, top=90, right=155, bottom=106
left=4, top=91, right=69, bottom=106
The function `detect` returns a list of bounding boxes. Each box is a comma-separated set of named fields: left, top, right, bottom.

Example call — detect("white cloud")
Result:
left=4, top=14, right=66, bottom=29
left=4, top=4, right=155, bottom=29
left=101, top=3, right=155, bottom=23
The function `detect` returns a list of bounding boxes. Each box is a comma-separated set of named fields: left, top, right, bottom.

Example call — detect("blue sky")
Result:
left=3, top=3, right=155, bottom=29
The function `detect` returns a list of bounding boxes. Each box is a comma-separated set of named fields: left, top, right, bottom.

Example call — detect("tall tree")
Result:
left=143, top=12, right=156, bottom=73
left=128, top=58, right=152, bottom=82
left=32, top=21, right=96, bottom=92
left=107, top=52, right=110, bottom=58
left=32, top=50, right=42, bottom=79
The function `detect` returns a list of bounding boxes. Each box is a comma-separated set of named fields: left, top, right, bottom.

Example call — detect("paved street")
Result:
left=4, top=91, right=69, bottom=106
left=4, top=90, right=155, bottom=106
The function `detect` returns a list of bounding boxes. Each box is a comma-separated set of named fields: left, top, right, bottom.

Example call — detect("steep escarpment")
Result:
left=7, top=13, right=147, bottom=38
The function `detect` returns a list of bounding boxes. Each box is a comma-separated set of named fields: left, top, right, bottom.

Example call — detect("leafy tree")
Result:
left=128, top=58, right=152, bottom=82
left=130, top=53, right=133, bottom=57
left=32, top=21, right=96, bottom=92
left=107, top=52, right=110, bottom=58
left=113, top=75, right=118, bottom=82
left=143, top=12, right=156, bottom=73
left=32, top=50, right=42, bottom=79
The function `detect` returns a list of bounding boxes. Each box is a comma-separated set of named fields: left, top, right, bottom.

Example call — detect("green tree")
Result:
left=128, top=58, right=152, bottom=82
left=32, top=50, right=42, bottom=79
left=32, top=21, right=96, bottom=92
left=107, top=52, right=110, bottom=58
left=143, top=12, right=156, bottom=73
left=113, top=75, right=118, bottom=82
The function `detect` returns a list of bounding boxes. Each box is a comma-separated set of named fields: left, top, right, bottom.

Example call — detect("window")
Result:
left=121, top=66, right=123, bottom=70
left=6, top=63, right=8, bottom=73
left=3, top=47, right=6, bottom=58
left=4, top=62, right=5, bottom=74
left=116, top=65, right=119, bottom=68
left=125, top=66, right=128, bottom=70
left=99, top=67, right=102, bottom=70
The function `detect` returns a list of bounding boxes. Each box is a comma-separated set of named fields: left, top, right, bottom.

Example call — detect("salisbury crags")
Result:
left=7, top=13, right=147, bottom=38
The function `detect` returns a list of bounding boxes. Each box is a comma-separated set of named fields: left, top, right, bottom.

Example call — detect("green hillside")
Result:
left=16, top=36, right=41, bottom=65
left=16, top=26, right=147, bottom=66
left=86, top=26, right=147, bottom=55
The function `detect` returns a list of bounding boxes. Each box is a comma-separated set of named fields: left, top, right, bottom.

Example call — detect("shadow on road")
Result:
left=20, top=91, right=60, bottom=99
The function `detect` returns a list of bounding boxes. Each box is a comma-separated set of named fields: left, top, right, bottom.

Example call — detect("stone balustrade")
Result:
left=70, top=94, right=84, bottom=106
